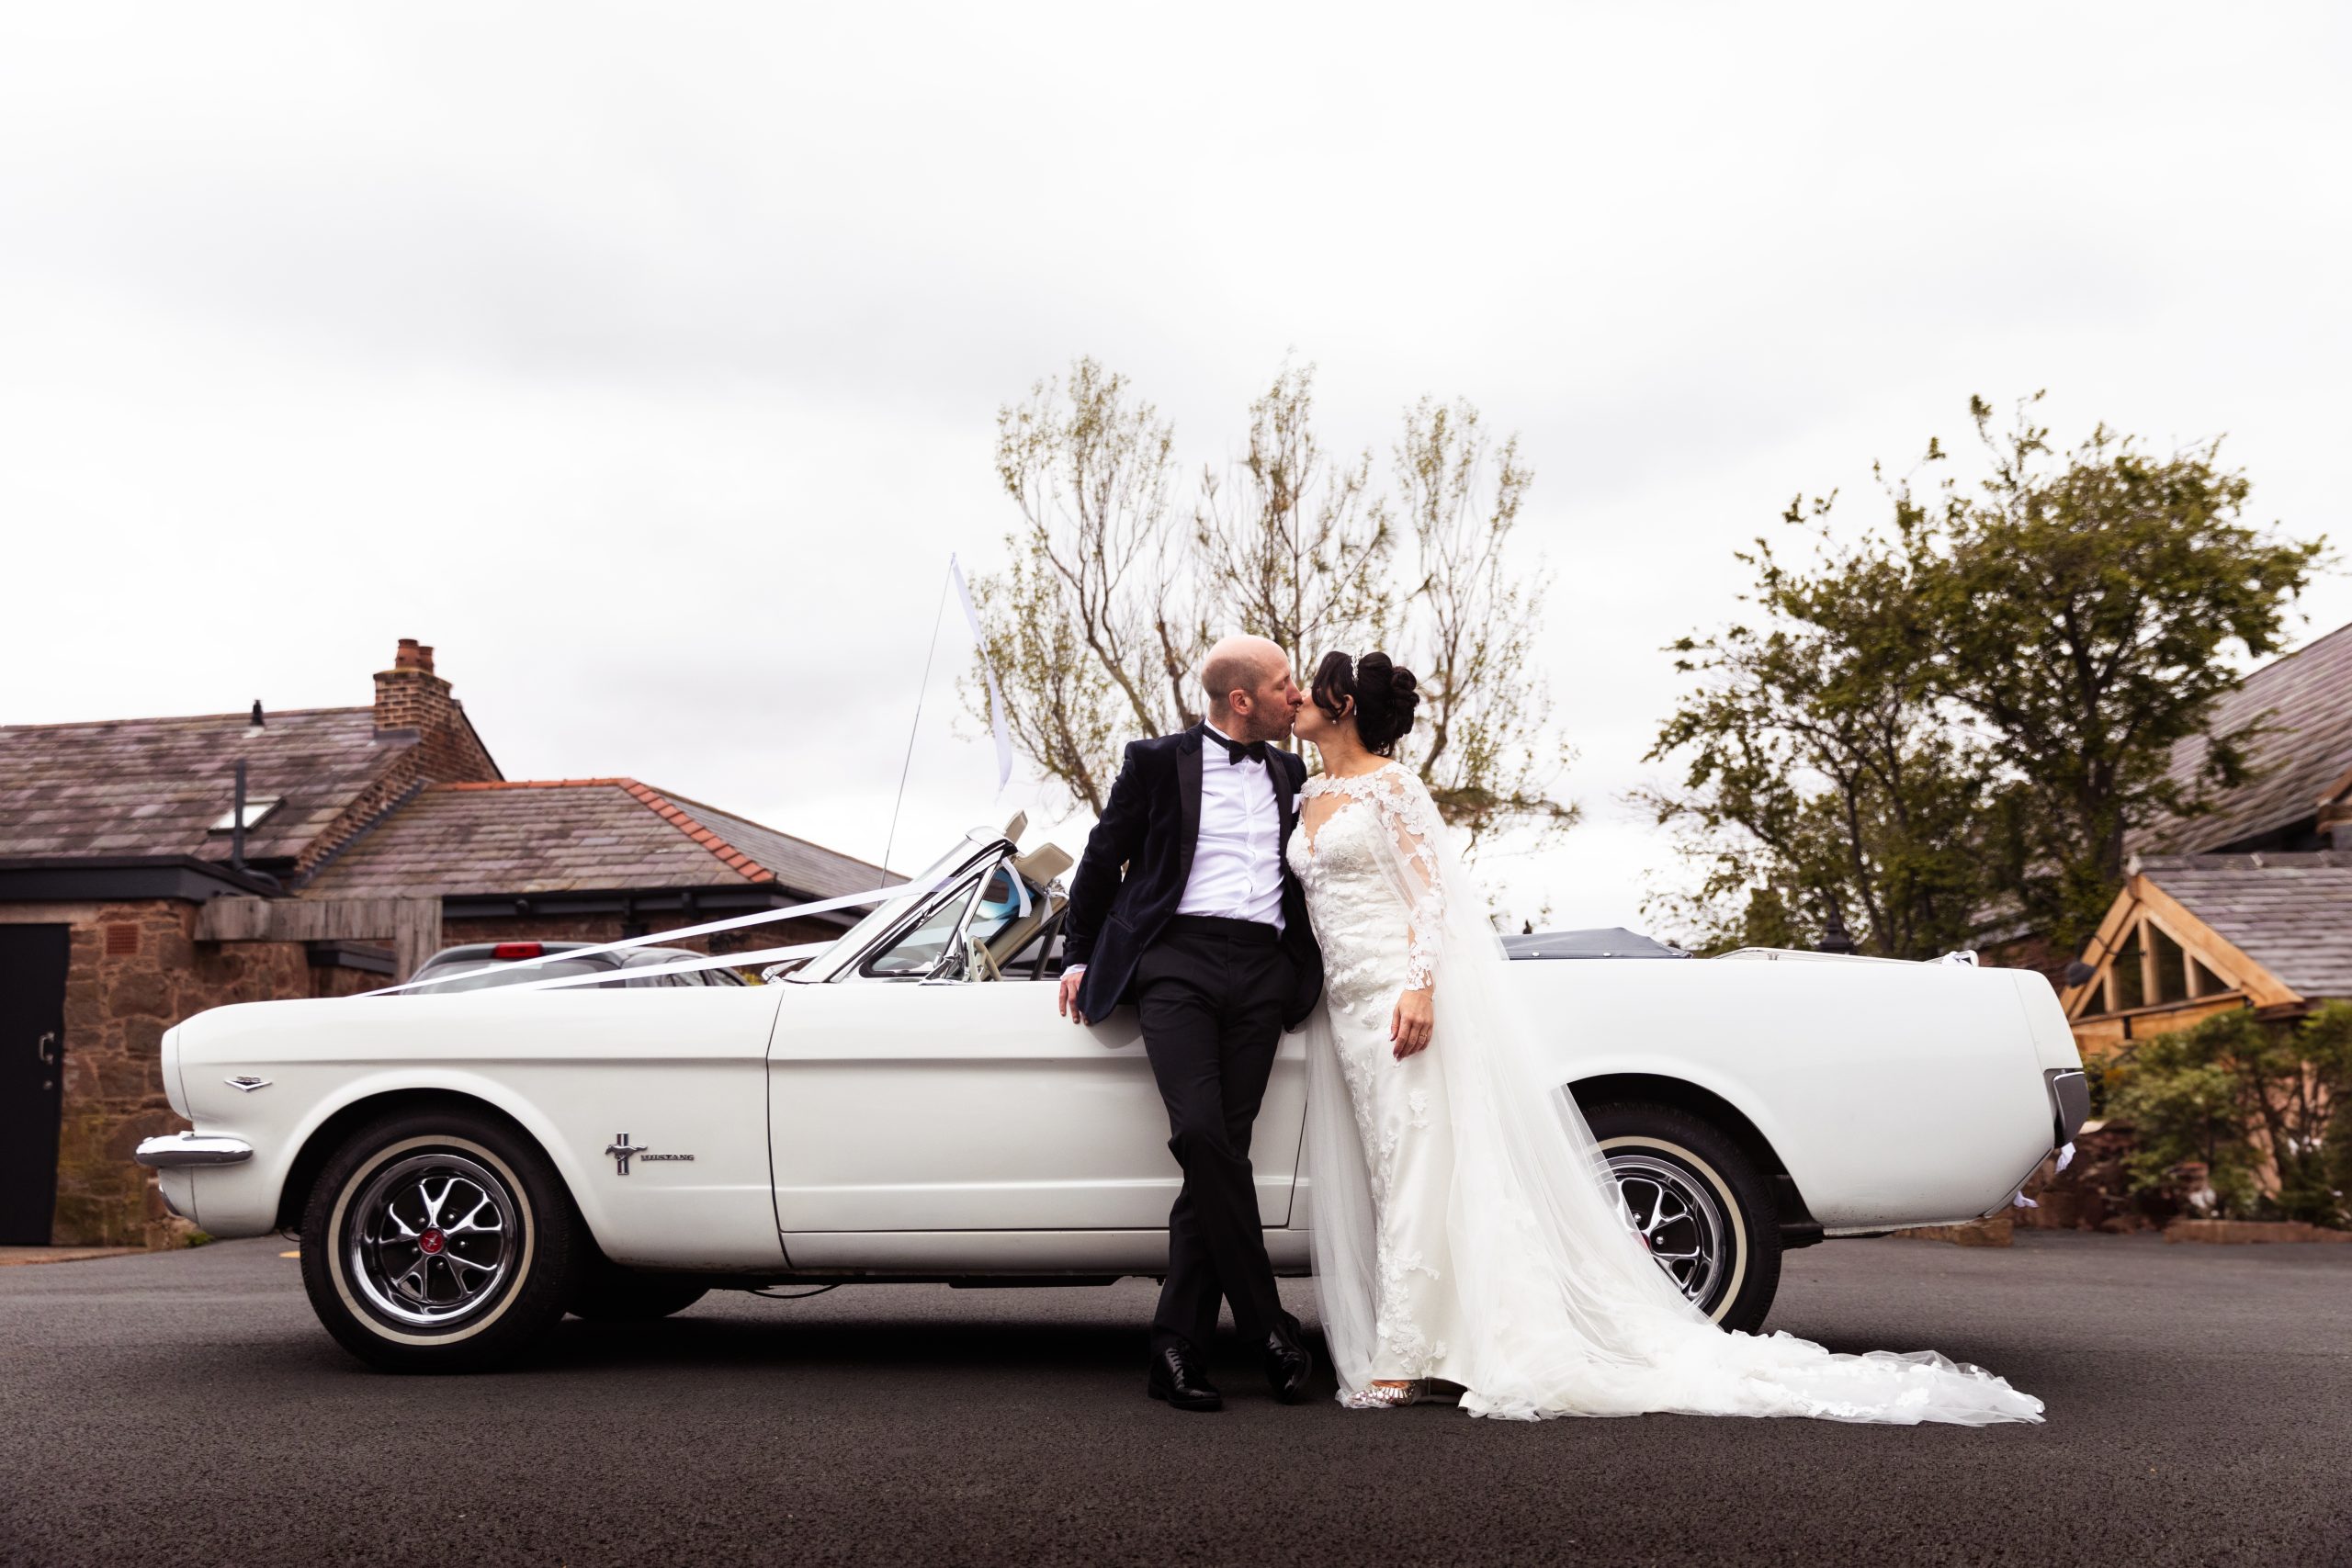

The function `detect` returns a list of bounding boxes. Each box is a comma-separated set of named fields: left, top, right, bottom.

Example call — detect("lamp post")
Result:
left=1817, top=897, right=1856, bottom=955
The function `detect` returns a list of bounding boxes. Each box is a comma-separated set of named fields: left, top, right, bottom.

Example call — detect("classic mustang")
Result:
left=138, top=828, right=2088, bottom=1371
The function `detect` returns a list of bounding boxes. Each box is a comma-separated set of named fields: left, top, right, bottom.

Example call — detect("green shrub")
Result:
left=2326, top=1097, right=2352, bottom=1213
left=2107, top=1002, right=2352, bottom=1228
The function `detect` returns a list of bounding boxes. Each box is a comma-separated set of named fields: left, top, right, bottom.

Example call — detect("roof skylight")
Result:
left=209, top=798, right=281, bottom=832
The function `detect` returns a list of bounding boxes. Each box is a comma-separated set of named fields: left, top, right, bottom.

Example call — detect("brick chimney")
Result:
left=372, top=638, right=500, bottom=783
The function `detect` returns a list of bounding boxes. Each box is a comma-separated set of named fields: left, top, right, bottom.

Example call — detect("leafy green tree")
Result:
left=2109, top=1004, right=2352, bottom=1226
left=1906, top=395, right=2325, bottom=952
left=1645, top=394, right=2325, bottom=955
left=1639, top=497, right=1990, bottom=958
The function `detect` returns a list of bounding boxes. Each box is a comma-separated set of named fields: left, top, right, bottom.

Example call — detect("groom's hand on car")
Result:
left=1057, top=965, right=1088, bottom=1024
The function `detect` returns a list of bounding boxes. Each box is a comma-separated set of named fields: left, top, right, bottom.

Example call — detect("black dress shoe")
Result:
left=1264, top=1314, right=1314, bottom=1404
left=1147, top=1344, right=1224, bottom=1412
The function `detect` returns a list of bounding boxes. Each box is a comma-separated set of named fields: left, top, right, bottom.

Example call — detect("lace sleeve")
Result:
left=1377, top=768, right=1447, bottom=991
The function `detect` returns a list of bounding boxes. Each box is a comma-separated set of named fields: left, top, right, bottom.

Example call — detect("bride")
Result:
left=1287, top=649, right=2045, bottom=1424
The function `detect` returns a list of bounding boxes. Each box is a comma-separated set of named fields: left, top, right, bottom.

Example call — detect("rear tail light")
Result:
left=492, top=942, right=544, bottom=960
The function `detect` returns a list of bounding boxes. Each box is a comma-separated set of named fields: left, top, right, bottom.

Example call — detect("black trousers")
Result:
left=1136, top=916, right=1295, bottom=1358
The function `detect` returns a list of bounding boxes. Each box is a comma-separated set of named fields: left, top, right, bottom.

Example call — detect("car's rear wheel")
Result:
left=1582, top=1100, right=1782, bottom=1334
left=300, top=1106, right=582, bottom=1372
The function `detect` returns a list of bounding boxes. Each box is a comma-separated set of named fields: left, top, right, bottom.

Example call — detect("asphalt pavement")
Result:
left=3, top=1231, right=2347, bottom=1567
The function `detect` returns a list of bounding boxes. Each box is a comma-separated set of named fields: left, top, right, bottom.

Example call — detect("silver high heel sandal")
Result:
left=1344, top=1379, right=1431, bottom=1409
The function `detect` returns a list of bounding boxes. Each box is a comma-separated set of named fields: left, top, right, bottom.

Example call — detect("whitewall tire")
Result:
left=300, top=1107, right=582, bottom=1372
left=1585, top=1100, right=1783, bottom=1334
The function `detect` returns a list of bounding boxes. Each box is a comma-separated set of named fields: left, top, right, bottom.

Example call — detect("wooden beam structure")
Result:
left=196, top=897, right=441, bottom=982
left=2058, top=869, right=2307, bottom=1056
left=2130, top=877, right=2303, bottom=1010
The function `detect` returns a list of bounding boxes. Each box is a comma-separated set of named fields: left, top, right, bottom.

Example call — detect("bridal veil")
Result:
left=1296, top=769, right=2045, bottom=1424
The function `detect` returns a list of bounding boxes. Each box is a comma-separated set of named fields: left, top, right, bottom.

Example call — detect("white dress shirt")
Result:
left=1176, top=723, right=1286, bottom=931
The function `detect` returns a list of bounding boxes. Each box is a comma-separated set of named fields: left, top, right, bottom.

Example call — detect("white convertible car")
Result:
left=138, top=828, right=2088, bottom=1372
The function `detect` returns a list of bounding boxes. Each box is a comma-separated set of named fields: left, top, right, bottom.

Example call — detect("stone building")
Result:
left=2062, top=853, right=2352, bottom=1054
left=2060, top=618, right=2352, bottom=1053
left=0, top=641, right=885, bottom=1247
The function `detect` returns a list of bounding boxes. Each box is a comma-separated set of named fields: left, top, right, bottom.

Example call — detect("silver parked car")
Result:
left=399, top=940, right=750, bottom=992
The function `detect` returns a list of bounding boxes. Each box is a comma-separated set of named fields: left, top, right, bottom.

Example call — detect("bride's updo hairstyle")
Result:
left=1310, top=650, right=1420, bottom=758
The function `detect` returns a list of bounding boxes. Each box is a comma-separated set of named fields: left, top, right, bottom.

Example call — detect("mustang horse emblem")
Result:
left=605, top=1134, right=648, bottom=1175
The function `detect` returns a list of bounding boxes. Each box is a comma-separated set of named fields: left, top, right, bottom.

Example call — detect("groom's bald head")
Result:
left=1203, top=635, right=1301, bottom=742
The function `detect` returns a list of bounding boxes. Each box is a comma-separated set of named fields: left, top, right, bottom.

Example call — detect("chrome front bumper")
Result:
left=134, top=1133, right=254, bottom=1169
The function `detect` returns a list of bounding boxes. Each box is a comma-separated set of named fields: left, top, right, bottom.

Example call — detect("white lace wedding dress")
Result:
left=1288, top=761, right=2045, bottom=1424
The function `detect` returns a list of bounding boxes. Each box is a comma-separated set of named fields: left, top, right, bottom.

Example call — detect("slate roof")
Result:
left=299, top=779, right=891, bottom=900
left=2132, top=620, right=2352, bottom=855
left=0, top=706, right=408, bottom=863
left=2138, top=852, right=2352, bottom=999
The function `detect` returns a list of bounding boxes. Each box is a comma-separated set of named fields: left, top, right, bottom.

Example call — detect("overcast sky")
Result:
left=4, top=4, right=2347, bottom=931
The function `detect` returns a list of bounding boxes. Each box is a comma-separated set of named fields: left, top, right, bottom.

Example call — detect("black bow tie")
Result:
left=1210, top=732, right=1269, bottom=766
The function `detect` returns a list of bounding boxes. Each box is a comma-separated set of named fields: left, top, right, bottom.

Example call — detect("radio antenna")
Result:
left=882, top=563, right=954, bottom=877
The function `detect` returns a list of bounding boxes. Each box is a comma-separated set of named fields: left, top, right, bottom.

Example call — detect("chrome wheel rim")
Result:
left=345, top=1151, right=519, bottom=1330
left=1607, top=1151, right=1728, bottom=1310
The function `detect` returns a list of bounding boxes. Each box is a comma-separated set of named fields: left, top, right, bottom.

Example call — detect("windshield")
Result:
left=862, top=871, right=982, bottom=977
left=789, top=836, right=993, bottom=983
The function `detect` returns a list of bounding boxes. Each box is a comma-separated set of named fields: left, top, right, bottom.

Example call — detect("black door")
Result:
left=0, top=925, right=70, bottom=1246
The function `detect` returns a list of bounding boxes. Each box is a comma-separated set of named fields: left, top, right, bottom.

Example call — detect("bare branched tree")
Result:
left=974, top=358, right=1206, bottom=812
left=1393, top=397, right=1577, bottom=847
left=971, top=359, right=1576, bottom=854
left=1196, top=363, right=1393, bottom=696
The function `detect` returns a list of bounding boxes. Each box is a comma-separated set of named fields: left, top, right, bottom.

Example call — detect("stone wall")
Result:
left=54, top=900, right=318, bottom=1247
left=311, top=962, right=387, bottom=998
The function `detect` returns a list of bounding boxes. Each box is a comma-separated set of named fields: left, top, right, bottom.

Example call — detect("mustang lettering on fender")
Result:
left=604, top=1135, right=695, bottom=1175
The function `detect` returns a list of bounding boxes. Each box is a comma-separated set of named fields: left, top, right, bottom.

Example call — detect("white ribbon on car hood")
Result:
left=362, top=873, right=945, bottom=996
left=500, top=937, right=842, bottom=992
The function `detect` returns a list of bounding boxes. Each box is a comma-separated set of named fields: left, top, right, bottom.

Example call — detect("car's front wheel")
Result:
left=300, top=1106, right=582, bottom=1372
left=1582, top=1100, right=1782, bottom=1335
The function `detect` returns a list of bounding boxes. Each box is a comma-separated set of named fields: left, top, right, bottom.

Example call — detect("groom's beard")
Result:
left=1235, top=711, right=1297, bottom=745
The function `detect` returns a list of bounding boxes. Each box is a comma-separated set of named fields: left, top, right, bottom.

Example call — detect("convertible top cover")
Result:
left=1501, top=927, right=1689, bottom=961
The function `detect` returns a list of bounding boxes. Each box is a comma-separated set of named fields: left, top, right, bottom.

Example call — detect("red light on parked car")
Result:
left=492, top=942, right=543, bottom=960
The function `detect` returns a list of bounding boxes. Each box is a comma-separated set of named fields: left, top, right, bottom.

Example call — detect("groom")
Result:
left=1057, top=635, right=1325, bottom=1412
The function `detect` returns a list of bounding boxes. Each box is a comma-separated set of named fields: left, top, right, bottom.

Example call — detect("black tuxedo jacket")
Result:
left=1064, top=723, right=1323, bottom=1029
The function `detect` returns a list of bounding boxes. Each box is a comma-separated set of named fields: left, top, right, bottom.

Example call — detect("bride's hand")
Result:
left=1391, top=987, right=1434, bottom=1058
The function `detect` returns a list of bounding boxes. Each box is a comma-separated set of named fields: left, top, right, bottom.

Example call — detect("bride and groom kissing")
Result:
left=1059, top=635, right=2046, bottom=1424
